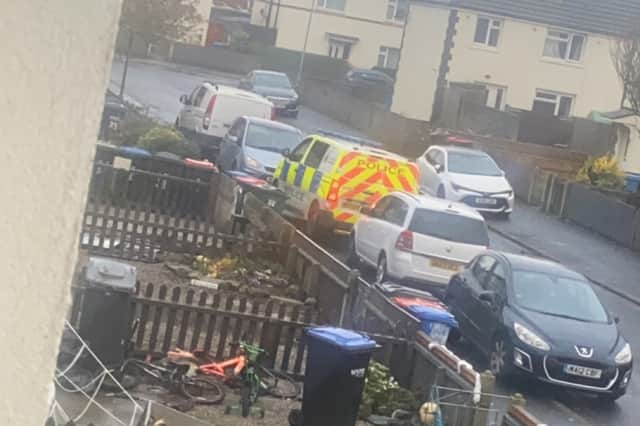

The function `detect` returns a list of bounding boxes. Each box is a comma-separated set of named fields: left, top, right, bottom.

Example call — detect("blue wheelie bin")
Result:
left=404, top=305, right=458, bottom=345
left=299, top=327, right=377, bottom=426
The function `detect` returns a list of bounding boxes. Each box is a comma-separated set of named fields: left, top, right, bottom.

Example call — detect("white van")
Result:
left=176, top=82, right=274, bottom=159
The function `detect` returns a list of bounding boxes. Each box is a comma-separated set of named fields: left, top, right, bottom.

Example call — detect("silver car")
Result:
left=217, top=116, right=303, bottom=178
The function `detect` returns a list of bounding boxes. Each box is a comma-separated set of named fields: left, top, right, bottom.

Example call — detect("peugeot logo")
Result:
left=575, top=345, right=594, bottom=358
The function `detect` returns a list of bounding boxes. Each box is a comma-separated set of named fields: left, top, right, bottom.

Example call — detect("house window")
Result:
left=329, top=39, right=352, bottom=60
left=378, top=46, right=401, bottom=69
left=386, top=0, right=409, bottom=22
left=532, top=90, right=574, bottom=118
left=543, top=30, right=585, bottom=61
left=482, top=84, right=507, bottom=110
left=317, top=0, right=346, bottom=11
left=474, top=16, right=501, bottom=47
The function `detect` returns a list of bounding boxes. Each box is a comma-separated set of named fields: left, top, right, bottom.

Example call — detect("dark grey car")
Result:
left=217, top=116, right=302, bottom=179
left=239, top=70, right=299, bottom=118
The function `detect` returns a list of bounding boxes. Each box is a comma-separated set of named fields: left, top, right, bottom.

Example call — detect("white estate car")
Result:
left=348, top=192, right=490, bottom=293
left=416, top=145, right=514, bottom=216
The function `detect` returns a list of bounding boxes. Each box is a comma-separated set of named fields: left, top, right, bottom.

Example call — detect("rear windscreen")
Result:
left=409, top=209, right=489, bottom=246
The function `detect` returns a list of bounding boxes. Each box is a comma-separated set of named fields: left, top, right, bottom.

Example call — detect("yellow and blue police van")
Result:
left=272, top=131, right=419, bottom=236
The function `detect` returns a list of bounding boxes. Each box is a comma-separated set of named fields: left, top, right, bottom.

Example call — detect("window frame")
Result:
left=372, top=195, right=393, bottom=218
left=192, top=86, right=208, bottom=108
left=543, top=29, right=586, bottom=62
left=473, top=16, right=502, bottom=48
left=532, top=90, right=575, bottom=118
left=328, top=38, right=352, bottom=60
left=386, top=0, right=409, bottom=22
left=472, top=255, right=496, bottom=288
left=317, top=0, right=346, bottom=12
left=480, top=83, right=507, bottom=110
left=377, top=46, right=401, bottom=69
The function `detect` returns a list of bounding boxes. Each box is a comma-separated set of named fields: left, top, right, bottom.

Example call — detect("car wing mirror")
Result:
left=227, top=134, right=239, bottom=144
left=360, top=206, right=373, bottom=216
left=179, top=94, right=189, bottom=105
left=613, top=314, right=620, bottom=324
left=478, top=291, right=497, bottom=305
left=282, top=148, right=291, bottom=159
left=434, top=163, right=443, bottom=173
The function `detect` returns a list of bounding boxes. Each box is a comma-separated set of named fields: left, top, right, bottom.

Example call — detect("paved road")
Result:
left=109, top=58, right=639, bottom=425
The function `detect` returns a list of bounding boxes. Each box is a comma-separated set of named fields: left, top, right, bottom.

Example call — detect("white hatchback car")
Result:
left=348, top=192, right=490, bottom=293
left=416, top=145, right=514, bottom=216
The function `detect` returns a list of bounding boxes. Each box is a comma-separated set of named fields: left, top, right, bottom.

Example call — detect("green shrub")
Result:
left=138, top=126, right=200, bottom=158
left=113, top=114, right=156, bottom=147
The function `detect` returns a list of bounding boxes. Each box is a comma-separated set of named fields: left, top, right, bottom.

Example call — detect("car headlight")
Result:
left=514, top=322, right=550, bottom=351
left=245, top=156, right=262, bottom=170
left=615, top=343, right=632, bottom=365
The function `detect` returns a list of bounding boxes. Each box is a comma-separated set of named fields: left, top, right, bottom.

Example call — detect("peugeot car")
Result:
left=239, top=70, right=299, bottom=118
left=445, top=251, right=632, bottom=402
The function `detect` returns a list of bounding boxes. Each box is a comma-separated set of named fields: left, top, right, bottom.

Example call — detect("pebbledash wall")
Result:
left=1, top=0, right=121, bottom=424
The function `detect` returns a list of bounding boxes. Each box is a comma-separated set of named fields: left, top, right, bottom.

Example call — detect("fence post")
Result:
left=206, top=172, right=220, bottom=223
left=259, top=319, right=281, bottom=369
left=509, top=393, right=526, bottom=410
left=471, top=370, right=495, bottom=426
left=278, top=224, right=295, bottom=263
left=286, top=245, right=298, bottom=277
left=302, top=262, right=320, bottom=297
left=342, top=269, right=361, bottom=328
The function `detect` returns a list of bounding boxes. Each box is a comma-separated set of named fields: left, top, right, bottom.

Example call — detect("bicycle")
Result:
left=120, top=358, right=225, bottom=405
left=168, top=342, right=299, bottom=416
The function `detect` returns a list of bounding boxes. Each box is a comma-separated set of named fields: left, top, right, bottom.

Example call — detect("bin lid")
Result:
left=184, top=158, right=217, bottom=170
left=116, top=146, right=152, bottom=159
left=306, top=327, right=376, bottom=352
left=85, top=257, right=137, bottom=292
left=405, top=305, right=458, bottom=328
left=228, top=171, right=275, bottom=189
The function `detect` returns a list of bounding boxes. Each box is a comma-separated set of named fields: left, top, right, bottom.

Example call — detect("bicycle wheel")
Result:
left=180, top=377, right=225, bottom=405
left=258, top=367, right=300, bottom=399
left=240, top=385, right=251, bottom=417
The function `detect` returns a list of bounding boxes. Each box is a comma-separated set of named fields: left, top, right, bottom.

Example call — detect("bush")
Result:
left=359, top=362, right=419, bottom=419
left=138, top=126, right=200, bottom=158
left=576, top=154, right=625, bottom=190
left=113, top=113, right=156, bottom=147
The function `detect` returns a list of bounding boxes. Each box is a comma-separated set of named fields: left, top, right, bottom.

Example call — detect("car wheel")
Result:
left=489, top=336, right=515, bottom=378
left=436, top=185, right=445, bottom=199
left=375, top=253, right=388, bottom=284
left=346, top=233, right=360, bottom=268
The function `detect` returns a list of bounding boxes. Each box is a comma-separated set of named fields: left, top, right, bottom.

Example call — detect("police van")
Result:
left=272, top=131, right=419, bottom=236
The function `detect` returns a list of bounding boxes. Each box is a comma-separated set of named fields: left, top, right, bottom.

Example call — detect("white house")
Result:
left=392, top=0, right=640, bottom=121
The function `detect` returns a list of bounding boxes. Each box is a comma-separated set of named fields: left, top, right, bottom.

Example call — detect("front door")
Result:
left=418, top=148, right=444, bottom=195
left=179, top=86, right=202, bottom=131
left=472, top=261, right=506, bottom=350
left=279, top=138, right=313, bottom=218
left=357, top=196, right=393, bottom=264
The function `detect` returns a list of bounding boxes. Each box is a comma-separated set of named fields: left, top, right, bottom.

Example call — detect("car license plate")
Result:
left=476, top=197, right=498, bottom=205
left=431, top=258, right=460, bottom=272
left=563, top=364, right=602, bottom=379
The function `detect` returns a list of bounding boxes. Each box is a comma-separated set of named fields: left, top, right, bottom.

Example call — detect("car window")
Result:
left=227, top=118, right=245, bottom=140
left=473, top=256, right=496, bottom=288
left=512, top=270, right=609, bottom=323
left=383, top=198, right=408, bottom=226
left=289, top=138, right=313, bottom=162
left=485, top=261, right=506, bottom=296
left=192, top=86, right=208, bottom=107
left=447, top=151, right=502, bottom=176
left=426, top=149, right=444, bottom=167
left=188, top=86, right=201, bottom=105
left=245, top=124, right=301, bottom=153
left=255, top=73, right=292, bottom=88
left=372, top=196, right=392, bottom=217
left=304, top=141, right=329, bottom=168
left=409, top=209, right=490, bottom=246
left=318, top=147, right=339, bottom=174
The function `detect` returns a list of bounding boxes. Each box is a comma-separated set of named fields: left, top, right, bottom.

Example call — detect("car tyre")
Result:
left=489, top=335, right=515, bottom=378
left=375, top=253, right=388, bottom=284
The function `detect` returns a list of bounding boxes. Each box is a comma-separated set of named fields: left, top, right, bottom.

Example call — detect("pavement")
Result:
left=109, top=57, right=640, bottom=425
